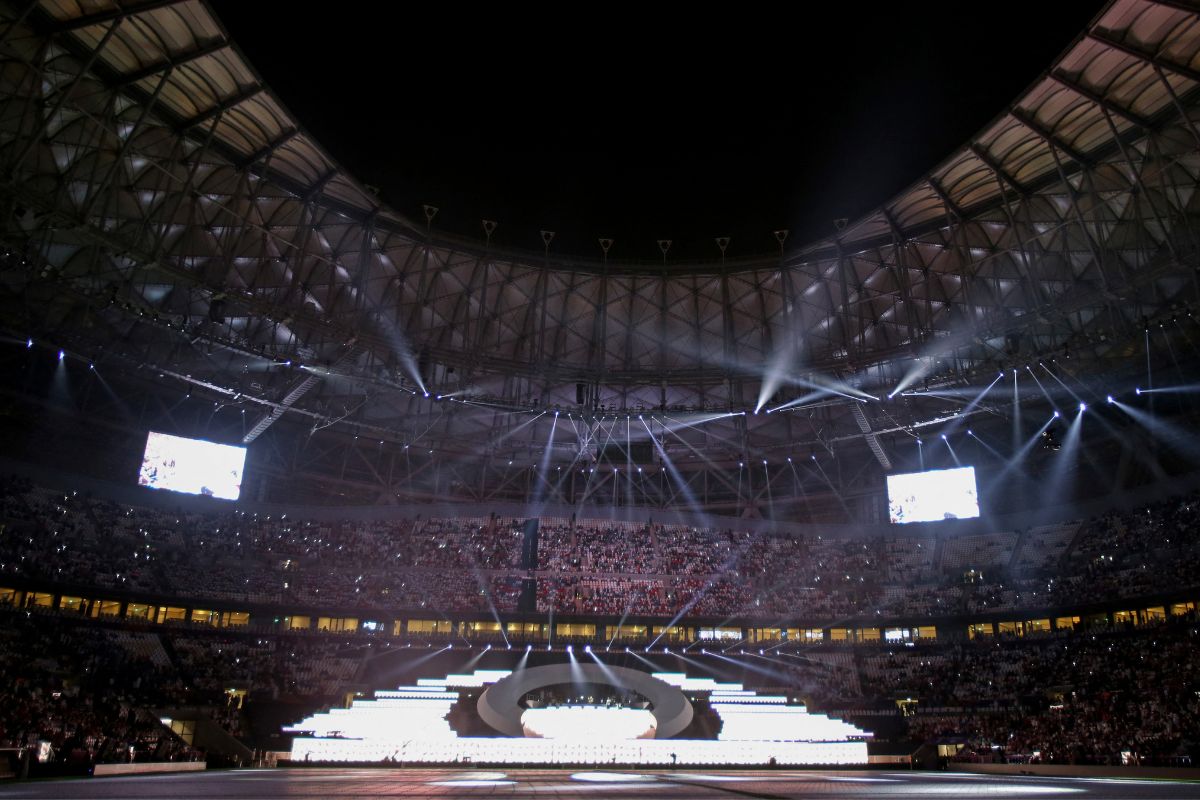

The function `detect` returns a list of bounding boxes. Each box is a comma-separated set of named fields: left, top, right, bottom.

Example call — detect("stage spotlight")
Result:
left=585, top=645, right=591, bottom=652
left=1053, top=410, right=1060, bottom=418
left=567, top=645, right=572, bottom=652
left=967, top=429, right=973, bottom=435
left=526, top=644, right=532, bottom=651
left=25, top=338, right=32, bottom=349
left=1135, top=387, right=1142, bottom=395
left=57, top=350, right=64, bottom=361
left=1107, top=395, right=1114, bottom=404
left=1079, top=402, right=1087, bottom=412
left=940, top=433, right=946, bottom=440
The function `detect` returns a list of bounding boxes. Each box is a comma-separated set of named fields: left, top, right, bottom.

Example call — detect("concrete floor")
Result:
left=0, top=768, right=1197, bottom=799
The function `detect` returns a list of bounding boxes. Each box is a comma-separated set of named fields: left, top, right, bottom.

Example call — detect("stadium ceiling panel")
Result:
left=0, top=0, right=1199, bottom=513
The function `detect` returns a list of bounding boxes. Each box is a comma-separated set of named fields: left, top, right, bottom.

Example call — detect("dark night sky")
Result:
left=208, top=2, right=1104, bottom=261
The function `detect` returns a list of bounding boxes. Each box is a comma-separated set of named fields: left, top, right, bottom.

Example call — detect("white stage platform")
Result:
left=289, top=735, right=868, bottom=766
left=286, top=669, right=870, bottom=767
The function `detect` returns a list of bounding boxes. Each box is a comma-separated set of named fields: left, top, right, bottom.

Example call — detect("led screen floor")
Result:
left=0, top=769, right=1197, bottom=799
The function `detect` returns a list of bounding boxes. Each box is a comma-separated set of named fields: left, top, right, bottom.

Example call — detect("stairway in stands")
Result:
left=932, top=535, right=948, bottom=575
left=1006, top=526, right=1033, bottom=571
left=518, top=518, right=539, bottom=613
left=1060, top=518, right=1096, bottom=564
left=648, top=523, right=664, bottom=570
left=153, top=632, right=255, bottom=765
left=156, top=629, right=181, bottom=667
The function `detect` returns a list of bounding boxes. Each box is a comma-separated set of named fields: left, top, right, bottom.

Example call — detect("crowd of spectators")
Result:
left=2, top=476, right=1200, bottom=626
left=3, top=473, right=1199, bottom=771
left=0, top=606, right=372, bottom=771
left=0, top=612, right=200, bottom=769
left=2, top=602, right=1194, bottom=770
left=895, top=615, right=1200, bottom=765
left=0, top=478, right=528, bottom=613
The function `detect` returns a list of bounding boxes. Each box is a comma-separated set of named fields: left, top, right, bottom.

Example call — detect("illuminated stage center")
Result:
left=287, top=667, right=872, bottom=766
left=521, top=706, right=657, bottom=740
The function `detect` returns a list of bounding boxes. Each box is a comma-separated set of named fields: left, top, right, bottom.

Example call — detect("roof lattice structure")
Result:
left=1, top=0, right=1199, bottom=517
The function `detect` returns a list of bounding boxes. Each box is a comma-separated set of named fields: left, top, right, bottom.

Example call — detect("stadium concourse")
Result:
left=3, top=0, right=1200, bottom=794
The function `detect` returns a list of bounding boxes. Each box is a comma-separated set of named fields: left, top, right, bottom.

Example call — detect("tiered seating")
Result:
left=1010, top=522, right=1078, bottom=572
left=940, top=531, right=1019, bottom=573
left=2, top=475, right=1200, bottom=623
left=109, top=630, right=172, bottom=669
left=898, top=615, right=1200, bottom=766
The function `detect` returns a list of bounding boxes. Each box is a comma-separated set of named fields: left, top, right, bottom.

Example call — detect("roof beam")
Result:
left=238, top=127, right=299, bottom=169
left=46, top=0, right=187, bottom=33
left=1143, top=0, right=1200, bottom=18
left=306, top=168, right=339, bottom=201
left=117, top=38, right=229, bottom=87
left=1049, top=70, right=1155, bottom=130
left=176, top=85, right=264, bottom=131
left=1010, top=107, right=1092, bottom=167
left=969, top=144, right=1029, bottom=195
left=926, top=175, right=967, bottom=219
left=1087, top=30, right=1200, bottom=85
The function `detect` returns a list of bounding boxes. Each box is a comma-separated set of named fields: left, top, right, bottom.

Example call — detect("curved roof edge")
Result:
left=34, top=0, right=1200, bottom=274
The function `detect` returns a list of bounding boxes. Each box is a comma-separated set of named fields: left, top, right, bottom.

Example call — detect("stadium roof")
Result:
left=1, top=0, right=1199, bottom=515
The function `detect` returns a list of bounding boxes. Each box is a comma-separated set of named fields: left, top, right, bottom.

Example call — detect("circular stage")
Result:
left=520, top=706, right=658, bottom=740
left=477, top=663, right=693, bottom=738
left=1, top=769, right=1197, bottom=799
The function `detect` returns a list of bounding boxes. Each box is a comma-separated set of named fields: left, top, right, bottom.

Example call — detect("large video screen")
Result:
left=887, top=466, right=979, bottom=524
left=138, top=431, right=247, bottom=501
